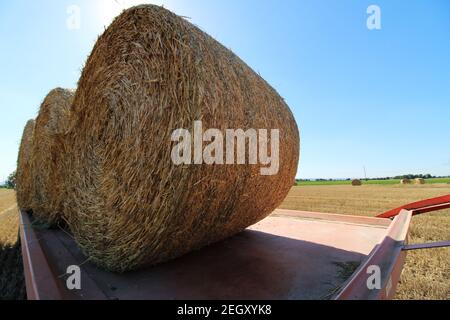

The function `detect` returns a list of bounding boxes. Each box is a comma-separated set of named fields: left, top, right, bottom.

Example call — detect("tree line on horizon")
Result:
left=297, top=173, right=449, bottom=182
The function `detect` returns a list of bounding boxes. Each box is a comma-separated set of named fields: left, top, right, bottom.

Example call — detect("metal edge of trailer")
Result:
left=19, top=211, right=64, bottom=300
left=377, top=194, right=450, bottom=219
left=334, top=210, right=412, bottom=300
left=272, top=209, right=392, bottom=227
left=19, top=211, right=107, bottom=300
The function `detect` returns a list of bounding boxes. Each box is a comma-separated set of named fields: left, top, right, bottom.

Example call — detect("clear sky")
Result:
left=0, top=0, right=449, bottom=181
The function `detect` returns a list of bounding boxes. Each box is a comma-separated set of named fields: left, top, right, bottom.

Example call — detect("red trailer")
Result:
left=19, top=195, right=450, bottom=300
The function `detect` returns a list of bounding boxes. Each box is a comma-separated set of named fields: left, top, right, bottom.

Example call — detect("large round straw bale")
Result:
left=400, top=178, right=411, bottom=185
left=64, top=5, right=300, bottom=271
left=31, top=88, right=74, bottom=224
left=414, top=178, right=425, bottom=185
left=16, top=120, right=36, bottom=211
left=351, top=179, right=362, bottom=186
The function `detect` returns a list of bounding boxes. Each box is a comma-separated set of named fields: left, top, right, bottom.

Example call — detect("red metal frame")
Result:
left=335, top=210, right=411, bottom=300
left=19, top=212, right=65, bottom=300
left=403, top=241, right=450, bottom=251
left=377, top=194, right=450, bottom=219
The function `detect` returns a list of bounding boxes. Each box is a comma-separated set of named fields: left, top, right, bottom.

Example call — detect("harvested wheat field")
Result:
left=278, top=184, right=450, bottom=300
left=0, top=189, right=26, bottom=300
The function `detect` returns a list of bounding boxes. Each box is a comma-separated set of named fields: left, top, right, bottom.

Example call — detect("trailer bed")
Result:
left=20, top=209, right=410, bottom=300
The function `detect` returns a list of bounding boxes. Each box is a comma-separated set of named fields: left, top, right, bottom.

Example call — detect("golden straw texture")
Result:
left=16, top=120, right=36, bottom=210
left=59, top=5, right=300, bottom=271
left=31, top=88, right=74, bottom=224
left=414, top=178, right=425, bottom=185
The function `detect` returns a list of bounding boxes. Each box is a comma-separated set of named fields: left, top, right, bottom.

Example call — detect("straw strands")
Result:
left=16, top=5, right=300, bottom=272
left=30, top=88, right=74, bottom=224
left=62, top=5, right=299, bottom=271
left=16, top=120, right=36, bottom=211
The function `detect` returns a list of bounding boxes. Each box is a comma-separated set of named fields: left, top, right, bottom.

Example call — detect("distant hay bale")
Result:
left=63, top=5, right=300, bottom=271
left=415, top=178, right=425, bottom=185
left=400, top=178, right=411, bottom=185
left=351, top=179, right=362, bottom=186
left=16, top=120, right=35, bottom=210
left=31, top=88, right=74, bottom=224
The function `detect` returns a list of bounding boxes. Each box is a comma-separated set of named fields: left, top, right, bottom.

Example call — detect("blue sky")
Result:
left=0, top=0, right=449, bottom=181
